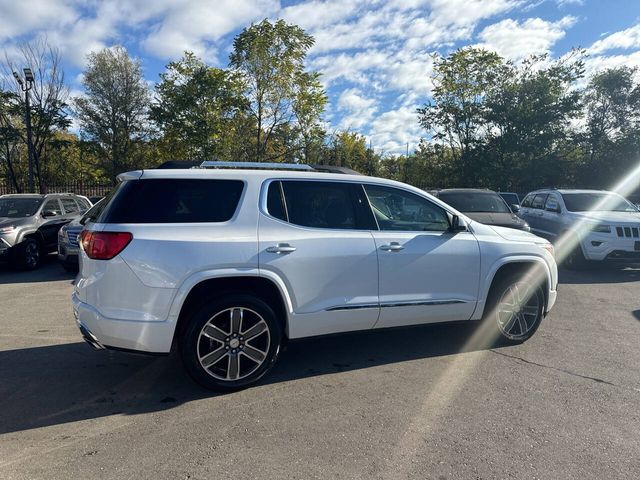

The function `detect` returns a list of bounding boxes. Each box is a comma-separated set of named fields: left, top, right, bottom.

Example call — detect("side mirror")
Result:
left=42, top=210, right=57, bottom=218
left=511, top=204, right=520, bottom=213
left=449, top=214, right=467, bottom=233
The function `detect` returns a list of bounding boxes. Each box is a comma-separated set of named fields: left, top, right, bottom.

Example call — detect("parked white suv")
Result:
left=519, top=188, right=640, bottom=265
left=73, top=163, right=558, bottom=391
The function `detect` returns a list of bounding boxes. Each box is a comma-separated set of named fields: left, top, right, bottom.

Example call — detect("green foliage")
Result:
left=230, top=19, right=327, bottom=162
left=73, top=46, right=150, bottom=182
left=150, top=52, right=248, bottom=161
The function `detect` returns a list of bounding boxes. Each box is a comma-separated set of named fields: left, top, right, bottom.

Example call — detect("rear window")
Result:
left=98, top=179, right=244, bottom=223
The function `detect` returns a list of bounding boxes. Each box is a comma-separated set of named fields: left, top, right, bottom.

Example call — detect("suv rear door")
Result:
left=363, top=184, right=481, bottom=328
left=258, top=179, right=379, bottom=339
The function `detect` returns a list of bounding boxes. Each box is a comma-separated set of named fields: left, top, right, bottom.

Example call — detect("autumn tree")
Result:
left=74, top=46, right=150, bottom=182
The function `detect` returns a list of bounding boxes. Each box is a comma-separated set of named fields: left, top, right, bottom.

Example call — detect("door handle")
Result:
left=380, top=242, right=404, bottom=252
left=266, top=243, right=296, bottom=254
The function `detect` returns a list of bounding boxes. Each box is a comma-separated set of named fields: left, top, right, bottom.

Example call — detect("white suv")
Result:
left=73, top=163, right=558, bottom=391
left=519, top=189, right=640, bottom=265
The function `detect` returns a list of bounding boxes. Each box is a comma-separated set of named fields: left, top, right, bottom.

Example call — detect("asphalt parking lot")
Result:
left=0, top=256, right=639, bottom=480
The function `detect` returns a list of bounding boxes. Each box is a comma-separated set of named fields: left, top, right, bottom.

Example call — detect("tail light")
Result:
left=80, top=230, right=132, bottom=260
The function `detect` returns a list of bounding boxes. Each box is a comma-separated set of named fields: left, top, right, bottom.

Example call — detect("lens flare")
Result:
left=388, top=162, right=640, bottom=473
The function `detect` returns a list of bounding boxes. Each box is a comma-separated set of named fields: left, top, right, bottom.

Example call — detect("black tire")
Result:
left=62, top=261, right=78, bottom=272
left=563, top=241, right=588, bottom=270
left=13, top=238, right=42, bottom=271
left=180, top=295, right=282, bottom=392
left=482, top=272, right=545, bottom=346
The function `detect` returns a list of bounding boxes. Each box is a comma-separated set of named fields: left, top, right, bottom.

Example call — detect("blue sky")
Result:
left=1, top=0, right=640, bottom=154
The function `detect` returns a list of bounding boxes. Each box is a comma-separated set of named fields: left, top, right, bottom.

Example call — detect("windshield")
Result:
left=438, top=192, right=511, bottom=213
left=561, top=193, right=638, bottom=212
left=0, top=197, right=43, bottom=218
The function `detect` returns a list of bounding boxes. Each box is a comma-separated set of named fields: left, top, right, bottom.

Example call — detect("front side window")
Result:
left=521, top=194, right=533, bottom=208
left=0, top=198, right=43, bottom=218
left=364, top=184, right=450, bottom=232
left=42, top=199, right=62, bottom=216
left=98, top=179, right=244, bottom=223
left=280, top=180, right=375, bottom=230
left=61, top=198, right=79, bottom=214
left=545, top=195, right=560, bottom=212
left=531, top=194, right=548, bottom=209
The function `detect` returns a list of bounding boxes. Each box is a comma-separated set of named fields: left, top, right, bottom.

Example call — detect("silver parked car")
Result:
left=58, top=199, right=101, bottom=271
left=0, top=193, right=91, bottom=269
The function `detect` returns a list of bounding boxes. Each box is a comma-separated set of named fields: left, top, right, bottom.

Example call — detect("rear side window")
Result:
left=98, top=179, right=244, bottom=223
left=266, top=181, right=287, bottom=221
left=280, top=180, right=376, bottom=230
left=531, top=194, right=548, bottom=209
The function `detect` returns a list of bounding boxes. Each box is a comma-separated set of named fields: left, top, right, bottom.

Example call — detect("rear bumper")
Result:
left=58, top=245, right=79, bottom=265
left=72, top=293, right=175, bottom=353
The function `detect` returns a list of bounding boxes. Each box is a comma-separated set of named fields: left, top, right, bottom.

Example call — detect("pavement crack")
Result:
left=490, top=349, right=618, bottom=387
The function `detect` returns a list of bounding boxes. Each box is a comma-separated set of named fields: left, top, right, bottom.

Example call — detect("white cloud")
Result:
left=0, top=0, right=78, bottom=40
left=337, top=88, right=378, bottom=129
left=589, top=24, right=640, bottom=55
left=476, top=16, right=576, bottom=61
left=142, top=0, right=279, bottom=62
left=370, top=105, right=422, bottom=154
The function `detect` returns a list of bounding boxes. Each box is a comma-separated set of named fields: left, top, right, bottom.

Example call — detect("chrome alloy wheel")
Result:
left=495, top=282, right=541, bottom=341
left=196, top=307, right=271, bottom=381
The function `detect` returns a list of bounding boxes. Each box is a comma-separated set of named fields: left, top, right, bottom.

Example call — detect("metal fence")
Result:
left=0, top=182, right=114, bottom=198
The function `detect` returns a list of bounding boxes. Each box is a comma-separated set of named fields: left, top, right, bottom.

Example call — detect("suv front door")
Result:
left=39, top=198, right=66, bottom=249
left=258, top=180, right=380, bottom=339
left=363, top=184, right=481, bottom=328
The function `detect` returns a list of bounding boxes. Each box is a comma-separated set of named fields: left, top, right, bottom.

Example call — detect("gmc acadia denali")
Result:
left=73, top=162, right=558, bottom=391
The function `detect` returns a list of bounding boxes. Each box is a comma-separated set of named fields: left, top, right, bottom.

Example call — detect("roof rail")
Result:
left=310, top=164, right=362, bottom=175
left=200, top=161, right=314, bottom=171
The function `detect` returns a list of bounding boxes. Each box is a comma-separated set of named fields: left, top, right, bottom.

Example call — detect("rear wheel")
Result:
left=180, top=295, right=282, bottom=392
left=483, top=272, right=545, bottom=345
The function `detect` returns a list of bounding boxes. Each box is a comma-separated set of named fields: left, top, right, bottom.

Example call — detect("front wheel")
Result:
left=14, top=238, right=42, bottom=270
left=180, top=295, right=282, bottom=392
left=483, top=273, right=545, bottom=345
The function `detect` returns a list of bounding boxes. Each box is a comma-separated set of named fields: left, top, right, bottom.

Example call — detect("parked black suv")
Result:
left=435, top=189, right=530, bottom=231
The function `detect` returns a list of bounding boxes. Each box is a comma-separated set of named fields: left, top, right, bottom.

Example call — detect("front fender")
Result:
left=473, top=255, right=553, bottom=320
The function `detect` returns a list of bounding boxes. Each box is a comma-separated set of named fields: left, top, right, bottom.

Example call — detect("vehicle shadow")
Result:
left=0, top=322, right=484, bottom=435
left=558, top=264, right=640, bottom=285
left=0, top=255, right=76, bottom=285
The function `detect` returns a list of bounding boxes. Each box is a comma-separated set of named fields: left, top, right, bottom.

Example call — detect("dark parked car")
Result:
left=58, top=199, right=102, bottom=271
left=499, top=192, right=521, bottom=210
left=435, top=189, right=530, bottom=231
left=0, top=193, right=91, bottom=269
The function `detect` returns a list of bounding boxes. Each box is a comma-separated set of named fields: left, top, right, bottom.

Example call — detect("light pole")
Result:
left=13, top=68, right=35, bottom=193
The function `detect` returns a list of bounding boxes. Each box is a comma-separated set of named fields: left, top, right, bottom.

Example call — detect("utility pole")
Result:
left=13, top=68, right=36, bottom=193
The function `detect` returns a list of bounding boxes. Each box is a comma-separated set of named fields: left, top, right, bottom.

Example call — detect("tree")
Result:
left=74, top=46, right=150, bottom=182
left=418, top=47, right=509, bottom=180
left=150, top=52, right=247, bottom=161
left=1, top=39, right=70, bottom=192
left=230, top=19, right=327, bottom=162
left=582, top=67, right=640, bottom=185
left=484, top=51, right=585, bottom=190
